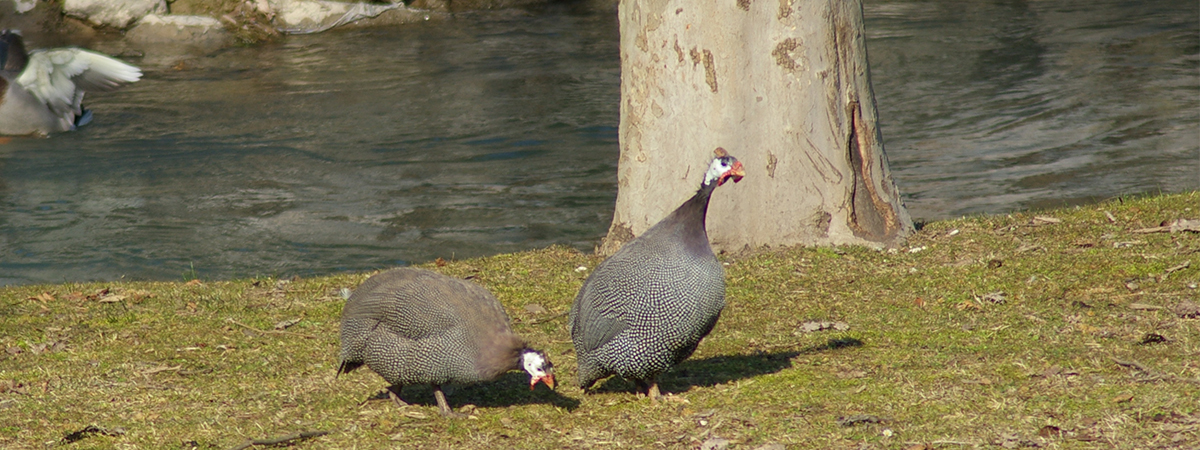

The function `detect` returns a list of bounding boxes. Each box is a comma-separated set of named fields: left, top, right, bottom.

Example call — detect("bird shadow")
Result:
left=365, top=372, right=581, bottom=413
left=590, top=336, right=864, bottom=396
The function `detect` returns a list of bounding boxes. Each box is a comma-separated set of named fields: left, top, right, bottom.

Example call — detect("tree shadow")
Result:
left=588, top=337, right=864, bottom=395
left=363, top=372, right=580, bottom=413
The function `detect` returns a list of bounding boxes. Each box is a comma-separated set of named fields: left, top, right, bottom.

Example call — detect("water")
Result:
left=0, top=1, right=1196, bottom=285
left=867, top=0, right=1199, bottom=215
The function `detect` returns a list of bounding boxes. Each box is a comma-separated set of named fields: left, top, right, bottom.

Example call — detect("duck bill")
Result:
left=531, top=374, right=556, bottom=390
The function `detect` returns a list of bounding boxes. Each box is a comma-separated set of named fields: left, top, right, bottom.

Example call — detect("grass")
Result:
left=1, top=192, right=1197, bottom=449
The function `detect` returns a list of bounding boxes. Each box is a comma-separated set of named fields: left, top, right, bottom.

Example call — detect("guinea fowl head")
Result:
left=520, top=349, right=556, bottom=390
left=703, top=147, right=745, bottom=187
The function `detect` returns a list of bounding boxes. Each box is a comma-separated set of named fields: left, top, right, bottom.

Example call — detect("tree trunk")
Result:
left=600, top=0, right=913, bottom=255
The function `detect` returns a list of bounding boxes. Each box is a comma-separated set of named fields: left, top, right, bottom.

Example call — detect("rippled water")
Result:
left=0, top=1, right=1196, bottom=285
left=867, top=0, right=1199, bottom=216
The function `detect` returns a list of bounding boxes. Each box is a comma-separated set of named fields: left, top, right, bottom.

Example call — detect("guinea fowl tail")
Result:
left=336, top=359, right=363, bottom=377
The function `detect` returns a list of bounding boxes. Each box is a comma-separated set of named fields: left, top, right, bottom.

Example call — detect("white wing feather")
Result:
left=16, top=48, right=142, bottom=122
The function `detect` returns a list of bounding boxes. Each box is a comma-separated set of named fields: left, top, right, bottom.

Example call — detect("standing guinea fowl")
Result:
left=570, top=147, right=745, bottom=400
left=338, top=267, right=555, bottom=417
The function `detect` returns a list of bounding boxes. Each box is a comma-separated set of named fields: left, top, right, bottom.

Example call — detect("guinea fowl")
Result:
left=0, top=29, right=141, bottom=136
left=338, top=267, right=555, bottom=417
left=570, top=147, right=745, bottom=400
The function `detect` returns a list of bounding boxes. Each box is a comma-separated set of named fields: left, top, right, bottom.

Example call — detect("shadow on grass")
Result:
left=589, top=336, right=864, bottom=396
left=364, top=371, right=581, bottom=412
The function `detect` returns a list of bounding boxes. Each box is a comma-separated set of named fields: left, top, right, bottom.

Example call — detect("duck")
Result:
left=338, top=267, right=555, bottom=417
left=0, top=30, right=141, bottom=136
left=570, top=147, right=745, bottom=400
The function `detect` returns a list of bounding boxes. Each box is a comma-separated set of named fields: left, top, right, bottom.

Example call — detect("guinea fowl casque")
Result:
left=0, top=30, right=142, bottom=136
left=338, top=267, right=555, bottom=417
left=569, top=147, right=745, bottom=400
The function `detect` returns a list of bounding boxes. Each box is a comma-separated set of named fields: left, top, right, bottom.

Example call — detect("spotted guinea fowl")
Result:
left=570, top=147, right=745, bottom=400
left=0, top=29, right=141, bottom=136
left=338, top=267, right=555, bottom=417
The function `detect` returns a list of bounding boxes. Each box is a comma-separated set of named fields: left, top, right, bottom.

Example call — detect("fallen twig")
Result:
left=226, top=318, right=316, bottom=339
left=230, top=430, right=329, bottom=450
left=1131, top=218, right=1200, bottom=234
left=1113, top=358, right=1148, bottom=372
left=528, top=311, right=568, bottom=325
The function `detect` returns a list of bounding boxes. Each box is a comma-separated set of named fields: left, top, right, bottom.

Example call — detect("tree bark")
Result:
left=600, top=0, right=913, bottom=255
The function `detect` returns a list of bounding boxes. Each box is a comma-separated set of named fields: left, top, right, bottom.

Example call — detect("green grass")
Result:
left=2, top=192, right=1197, bottom=449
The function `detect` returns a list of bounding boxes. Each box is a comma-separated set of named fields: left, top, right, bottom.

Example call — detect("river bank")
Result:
left=1, top=0, right=616, bottom=52
left=1, top=191, right=1196, bottom=448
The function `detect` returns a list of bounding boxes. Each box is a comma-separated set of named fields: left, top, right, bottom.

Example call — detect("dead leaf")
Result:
left=98, top=294, right=126, bottom=303
left=1113, top=394, right=1134, bottom=403
left=956, top=300, right=981, bottom=311
left=1171, top=300, right=1200, bottom=318
left=1032, top=216, right=1061, bottom=225
left=988, top=259, right=1003, bottom=269
left=1169, top=218, right=1200, bottom=232
left=1132, top=218, right=1200, bottom=234
left=1017, top=244, right=1044, bottom=252
left=798, top=320, right=850, bottom=333
left=700, top=437, right=730, bottom=450
left=184, top=279, right=202, bottom=286
left=434, top=257, right=447, bottom=267
left=523, top=303, right=548, bottom=315
left=752, top=444, right=786, bottom=450
left=28, top=292, right=55, bottom=302
left=1165, top=261, right=1191, bottom=274
left=978, top=292, right=1006, bottom=304
left=837, top=414, right=882, bottom=426
left=274, top=318, right=302, bottom=330
left=1139, top=333, right=1167, bottom=345
left=1038, top=425, right=1062, bottom=438
left=1129, top=303, right=1162, bottom=311
left=905, top=445, right=930, bottom=450
left=1113, top=241, right=1146, bottom=248
left=141, top=366, right=182, bottom=375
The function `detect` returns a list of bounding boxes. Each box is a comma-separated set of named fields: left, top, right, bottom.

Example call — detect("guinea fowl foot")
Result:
left=432, top=386, right=468, bottom=418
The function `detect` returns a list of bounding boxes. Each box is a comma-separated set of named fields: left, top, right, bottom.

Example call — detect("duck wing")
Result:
left=16, top=48, right=141, bottom=121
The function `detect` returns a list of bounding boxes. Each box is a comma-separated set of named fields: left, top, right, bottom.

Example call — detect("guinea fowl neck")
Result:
left=654, top=180, right=719, bottom=253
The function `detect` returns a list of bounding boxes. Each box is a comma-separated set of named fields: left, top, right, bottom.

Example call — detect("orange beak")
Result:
left=531, top=374, right=556, bottom=390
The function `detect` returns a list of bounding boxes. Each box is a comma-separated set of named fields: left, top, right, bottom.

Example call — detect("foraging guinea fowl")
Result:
left=0, top=29, right=141, bottom=136
left=338, top=267, right=555, bottom=417
left=570, top=147, right=745, bottom=400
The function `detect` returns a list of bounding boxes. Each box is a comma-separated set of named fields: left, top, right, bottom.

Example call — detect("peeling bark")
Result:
left=603, top=0, right=912, bottom=255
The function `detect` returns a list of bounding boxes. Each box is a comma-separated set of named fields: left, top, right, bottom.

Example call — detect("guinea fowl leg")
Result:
left=633, top=379, right=663, bottom=403
left=647, top=382, right=662, bottom=402
left=432, top=385, right=467, bottom=418
left=386, top=385, right=408, bottom=408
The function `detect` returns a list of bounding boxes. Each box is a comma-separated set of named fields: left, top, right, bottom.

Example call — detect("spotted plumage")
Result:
left=570, top=147, right=745, bottom=399
left=338, top=267, right=554, bottom=417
